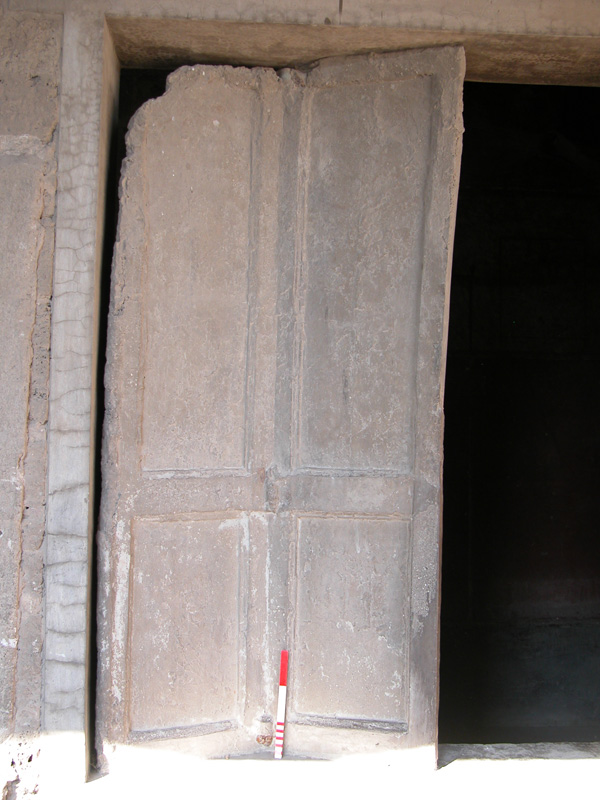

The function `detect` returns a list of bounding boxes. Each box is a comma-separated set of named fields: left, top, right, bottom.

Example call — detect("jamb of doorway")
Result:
left=89, top=16, right=600, bottom=776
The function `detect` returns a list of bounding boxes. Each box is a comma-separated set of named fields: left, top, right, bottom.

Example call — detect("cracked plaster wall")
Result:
left=44, top=11, right=118, bottom=742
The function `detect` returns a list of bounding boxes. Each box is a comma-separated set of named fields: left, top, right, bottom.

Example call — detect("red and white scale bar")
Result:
left=274, top=650, right=288, bottom=759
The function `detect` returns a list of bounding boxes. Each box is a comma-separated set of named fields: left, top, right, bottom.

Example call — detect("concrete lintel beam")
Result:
left=107, top=16, right=600, bottom=86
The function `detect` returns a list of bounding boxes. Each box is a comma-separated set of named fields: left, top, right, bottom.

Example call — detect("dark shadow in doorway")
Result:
left=439, top=82, right=600, bottom=745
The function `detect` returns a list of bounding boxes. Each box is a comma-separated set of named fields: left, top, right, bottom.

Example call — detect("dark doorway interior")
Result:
left=439, top=82, right=600, bottom=744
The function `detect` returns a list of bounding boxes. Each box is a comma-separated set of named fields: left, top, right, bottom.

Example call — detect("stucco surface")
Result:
left=8, top=0, right=600, bottom=37
left=0, top=12, right=61, bottom=142
left=0, top=152, right=43, bottom=737
left=0, top=12, right=60, bottom=743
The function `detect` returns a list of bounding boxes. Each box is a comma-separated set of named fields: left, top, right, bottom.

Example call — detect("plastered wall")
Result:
left=0, top=9, right=61, bottom=738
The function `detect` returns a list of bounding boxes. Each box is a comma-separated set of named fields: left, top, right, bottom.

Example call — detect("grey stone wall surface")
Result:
left=98, top=47, right=463, bottom=762
left=0, top=11, right=61, bottom=738
left=0, top=13, right=60, bottom=142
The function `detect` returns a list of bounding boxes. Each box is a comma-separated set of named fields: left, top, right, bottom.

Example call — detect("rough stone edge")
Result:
left=408, top=46, right=466, bottom=752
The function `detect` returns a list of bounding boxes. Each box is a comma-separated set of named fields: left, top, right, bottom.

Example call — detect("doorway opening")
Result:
left=439, top=82, right=600, bottom=744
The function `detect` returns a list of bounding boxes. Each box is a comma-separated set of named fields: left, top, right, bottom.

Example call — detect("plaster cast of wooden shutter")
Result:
left=97, top=47, right=464, bottom=762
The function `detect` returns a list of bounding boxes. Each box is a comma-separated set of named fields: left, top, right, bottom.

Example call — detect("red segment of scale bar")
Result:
left=279, top=650, right=289, bottom=687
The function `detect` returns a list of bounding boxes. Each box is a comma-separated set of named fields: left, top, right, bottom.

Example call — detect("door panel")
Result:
left=293, top=77, right=430, bottom=473
left=292, top=516, right=410, bottom=725
left=98, top=48, right=464, bottom=761
left=128, top=516, right=246, bottom=737
left=140, top=81, right=256, bottom=473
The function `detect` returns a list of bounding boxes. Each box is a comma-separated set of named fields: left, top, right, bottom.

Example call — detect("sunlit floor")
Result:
left=5, top=736, right=600, bottom=800
left=90, top=743, right=600, bottom=800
